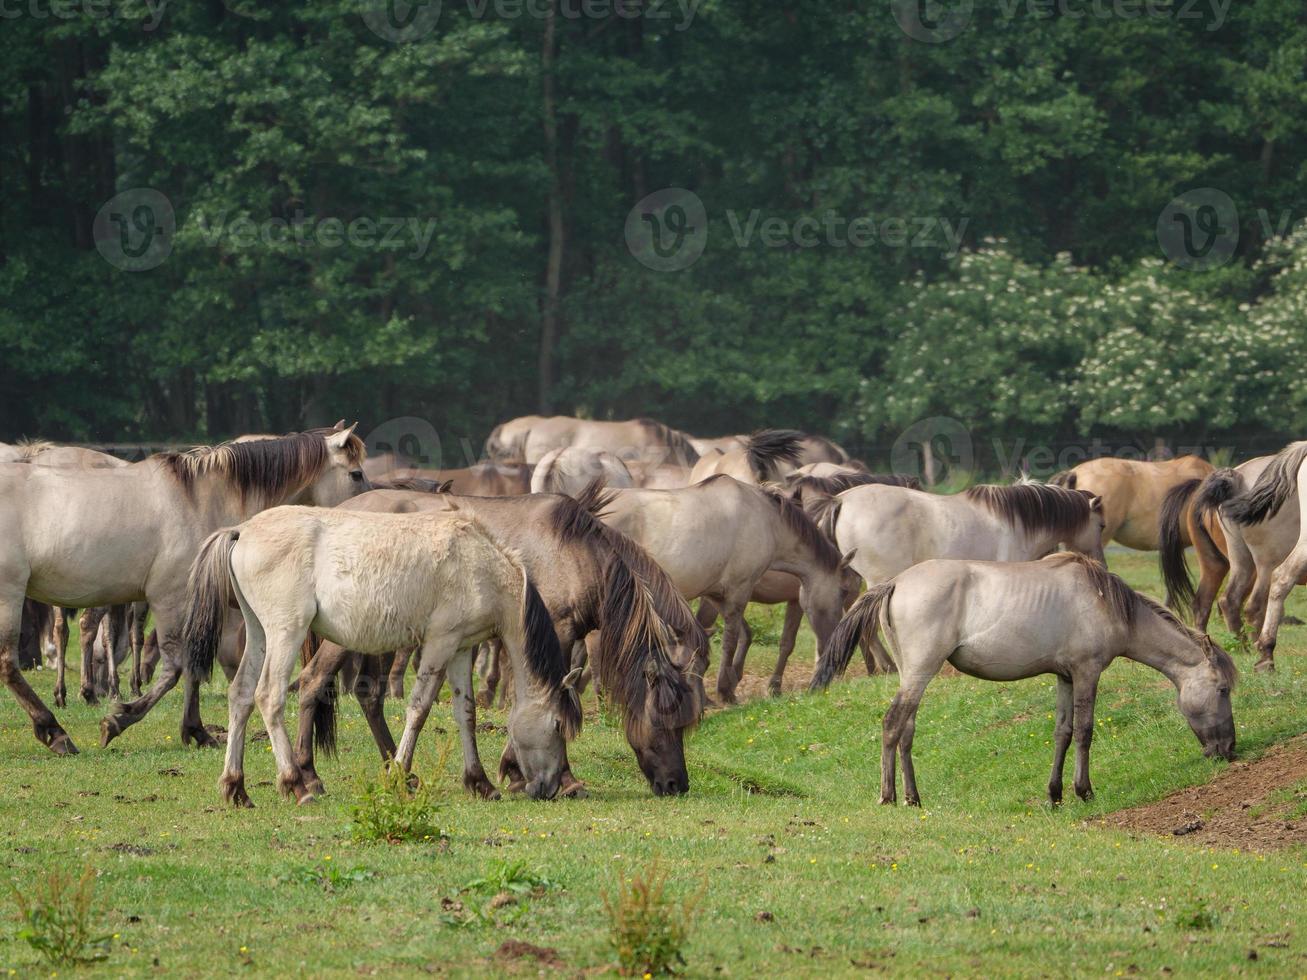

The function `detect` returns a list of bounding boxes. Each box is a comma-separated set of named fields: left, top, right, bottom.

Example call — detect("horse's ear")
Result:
left=436, top=480, right=454, bottom=494
left=562, top=666, right=585, bottom=690
left=331, top=419, right=346, bottom=430
left=840, top=548, right=858, bottom=569
left=1088, top=494, right=1103, bottom=512
left=326, top=423, right=358, bottom=449
left=644, top=657, right=661, bottom=685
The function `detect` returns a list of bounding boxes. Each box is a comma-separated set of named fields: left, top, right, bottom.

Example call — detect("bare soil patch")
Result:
left=1099, top=736, right=1307, bottom=851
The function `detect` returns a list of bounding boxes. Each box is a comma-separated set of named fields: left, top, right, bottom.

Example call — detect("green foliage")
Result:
left=347, top=764, right=445, bottom=845
left=440, top=858, right=562, bottom=927
left=277, top=860, right=377, bottom=893
left=11, top=866, right=112, bottom=966
left=1173, top=899, right=1220, bottom=932
left=603, top=862, right=700, bottom=976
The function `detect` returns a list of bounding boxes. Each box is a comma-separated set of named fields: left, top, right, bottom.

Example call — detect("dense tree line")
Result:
left=2, top=0, right=1305, bottom=461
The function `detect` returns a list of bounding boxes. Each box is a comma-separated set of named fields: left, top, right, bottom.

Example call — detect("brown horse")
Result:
left=294, top=484, right=706, bottom=797
left=1051, top=456, right=1212, bottom=551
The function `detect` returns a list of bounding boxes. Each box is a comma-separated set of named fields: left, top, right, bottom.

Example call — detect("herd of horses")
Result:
left=4, top=418, right=1305, bottom=807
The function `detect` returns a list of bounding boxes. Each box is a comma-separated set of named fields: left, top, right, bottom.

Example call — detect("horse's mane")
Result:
left=1045, top=553, right=1238, bottom=688
left=635, top=418, right=700, bottom=465
left=374, top=476, right=450, bottom=493
left=760, top=485, right=842, bottom=571
left=746, top=429, right=804, bottom=481
left=1224, top=441, right=1307, bottom=525
left=159, top=427, right=365, bottom=504
left=547, top=484, right=703, bottom=731
left=16, top=438, right=56, bottom=458
left=788, top=471, right=921, bottom=498
left=964, top=483, right=1092, bottom=536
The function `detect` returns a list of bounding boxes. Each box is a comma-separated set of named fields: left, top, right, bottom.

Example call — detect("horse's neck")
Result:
left=769, top=524, right=831, bottom=588
left=965, top=505, right=1059, bottom=561
left=184, top=472, right=305, bottom=527
left=1121, top=610, right=1201, bottom=687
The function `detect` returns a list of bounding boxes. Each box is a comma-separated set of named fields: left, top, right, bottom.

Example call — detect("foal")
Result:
left=812, top=553, right=1236, bottom=806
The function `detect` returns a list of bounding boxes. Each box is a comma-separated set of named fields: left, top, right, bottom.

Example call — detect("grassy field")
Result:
left=2, top=551, right=1306, bottom=977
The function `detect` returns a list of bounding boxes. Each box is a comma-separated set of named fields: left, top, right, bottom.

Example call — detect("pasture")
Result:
left=3, top=552, right=1305, bottom=977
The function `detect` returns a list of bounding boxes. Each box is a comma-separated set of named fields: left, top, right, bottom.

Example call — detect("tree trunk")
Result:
left=538, top=0, right=565, bottom=415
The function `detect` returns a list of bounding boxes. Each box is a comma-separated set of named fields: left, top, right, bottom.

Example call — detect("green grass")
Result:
left=2, top=552, right=1306, bottom=976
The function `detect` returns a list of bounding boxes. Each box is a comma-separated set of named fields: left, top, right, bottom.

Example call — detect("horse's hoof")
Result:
left=475, top=692, right=493, bottom=709
left=715, top=689, right=738, bottom=706
left=767, top=682, right=783, bottom=698
left=80, top=689, right=99, bottom=707
left=1075, top=786, right=1094, bottom=802
left=1254, top=657, right=1276, bottom=673
left=182, top=727, right=220, bottom=750
left=37, top=724, right=78, bottom=756
left=559, top=775, right=588, bottom=799
left=505, top=779, right=526, bottom=795
left=294, top=788, right=317, bottom=806
left=53, top=691, right=66, bottom=709
left=878, top=795, right=896, bottom=806
left=99, top=713, right=126, bottom=748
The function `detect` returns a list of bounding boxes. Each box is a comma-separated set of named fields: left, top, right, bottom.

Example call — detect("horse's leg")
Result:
left=293, top=639, right=355, bottom=796
left=574, top=637, right=593, bottom=695
left=1047, top=676, right=1073, bottom=805
left=1219, top=530, right=1255, bottom=637
left=730, top=616, right=753, bottom=683
left=77, top=606, right=105, bottom=705
left=440, top=646, right=500, bottom=800
left=1192, top=541, right=1228, bottom=634
left=714, top=595, right=749, bottom=704
left=0, top=592, right=77, bottom=755
left=1071, top=672, right=1100, bottom=801
left=767, top=602, right=803, bottom=696
left=129, top=602, right=147, bottom=698
left=103, top=604, right=130, bottom=701
left=893, top=678, right=931, bottom=807
left=216, top=608, right=243, bottom=684
left=1255, top=543, right=1307, bottom=671
left=256, top=625, right=315, bottom=804
left=496, top=649, right=513, bottom=709
left=219, top=601, right=266, bottom=808
left=388, top=648, right=410, bottom=699
left=475, top=641, right=500, bottom=708
left=52, top=606, right=71, bottom=708
left=357, top=653, right=397, bottom=762
left=139, top=628, right=160, bottom=684
left=865, top=630, right=898, bottom=675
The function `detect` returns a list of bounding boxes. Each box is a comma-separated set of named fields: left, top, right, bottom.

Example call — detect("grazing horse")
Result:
left=530, top=447, right=634, bottom=496
left=519, top=416, right=701, bottom=468
left=596, top=476, right=850, bottom=703
left=182, top=507, right=582, bottom=805
left=0, top=425, right=367, bottom=755
left=378, top=461, right=532, bottom=496
left=1051, top=456, right=1213, bottom=551
left=1185, top=443, right=1307, bottom=671
left=484, top=414, right=547, bottom=461
left=293, top=485, right=705, bottom=797
left=811, top=553, right=1237, bottom=806
left=812, top=482, right=1107, bottom=675
left=689, top=429, right=805, bottom=485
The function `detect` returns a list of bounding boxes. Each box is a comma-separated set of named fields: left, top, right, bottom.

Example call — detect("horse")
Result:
left=689, top=429, right=805, bottom=485
left=376, top=461, right=532, bottom=496
left=484, top=414, right=547, bottom=461
left=688, top=435, right=747, bottom=457
left=530, top=447, right=634, bottom=496
left=628, top=460, right=693, bottom=489
left=810, top=481, right=1107, bottom=676
left=811, top=552, right=1237, bottom=806
left=1050, top=456, right=1213, bottom=551
left=0, top=425, right=367, bottom=755
left=1181, top=443, right=1307, bottom=671
left=181, top=506, right=583, bottom=805
left=595, top=476, right=850, bottom=703
left=518, top=416, right=700, bottom=468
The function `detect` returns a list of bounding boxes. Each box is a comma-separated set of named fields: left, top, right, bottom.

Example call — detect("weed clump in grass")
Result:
left=441, top=859, right=561, bottom=927
left=11, top=865, right=112, bottom=966
left=603, top=861, right=700, bottom=976
left=347, top=763, right=445, bottom=844
left=1174, top=898, right=1219, bottom=931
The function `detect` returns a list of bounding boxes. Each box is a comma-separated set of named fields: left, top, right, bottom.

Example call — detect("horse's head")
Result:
left=801, top=552, right=858, bottom=657
left=506, top=665, right=583, bottom=801
left=1176, top=638, right=1237, bottom=762
left=627, top=657, right=700, bottom=797
left=1066, top=493, right=1107, bottom=564
left=302, top=422, right=370, bottom=506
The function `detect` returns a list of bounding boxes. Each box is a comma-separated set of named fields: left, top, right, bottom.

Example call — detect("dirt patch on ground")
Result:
left=494, top=940, right=566, bottom=970
left=1099, top=736, right=1307, bottom=851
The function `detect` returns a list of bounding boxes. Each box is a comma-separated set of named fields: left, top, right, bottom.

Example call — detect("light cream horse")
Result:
left=516, top=416, right=700, bottom=468
left=1196, top=443, right=1307, bottom=671
left=182, top=507, right=581, bottom=805
left=689, top=435, right=747, bottom=457
left=0, top=425, right=367, bottom=755
left=812, top=553, right=1237, bottom=806
left=1051, top=455, right=1213, bottom=550
left=596, top=476, right=851, bottom=703
left=530, top=447, right=635, bottom=495
left=689, top=429, right=805, bottom=485
left=812, top=482, right=1107, bottom=675
left=484, top=415, right=547, bottom=461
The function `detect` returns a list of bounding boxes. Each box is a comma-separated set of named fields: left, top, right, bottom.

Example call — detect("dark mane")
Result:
left=964, top=483, right=1092, bottom=536
left=159, top=428, right=364, bottom=505
left=1225, top=441, right=1307, bottom=525
left=746, top=429, right=805, bottom=481
left=372, top=476, right=449, bottom=493
left=636, top=418, right=700, bottom=465
left=788, top=471, right=921, bottom=499
left=761, top=486, right=842, bottom=571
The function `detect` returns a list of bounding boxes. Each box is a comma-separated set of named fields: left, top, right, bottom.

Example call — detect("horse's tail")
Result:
left=746, top=429, right=805, bottom=482
left=1158, top=477, right=1202, bottom=616
left=810, top=583, right=894, bottom=691
left=1193, top=467, right=1241, bottom=525
left=307, top=639, right=341, bottom=759
left=1225, top=442, right=1307, bottom=525
left=1049, top=469, right=1077, bottom=489
left=182, top=528, right=240, bottom=682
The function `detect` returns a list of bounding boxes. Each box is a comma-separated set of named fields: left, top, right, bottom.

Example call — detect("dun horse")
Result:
left=183, top=507, right=582, bottom=805
left=0, top=425, right=366, bottom=755
left=1051, top=456, right=1213, bottom=551
left=294, top=484, right=705, bottom=797
left=689, top=429, right=805, bottom=484
left=531, top=447, right=635, bottom=495
left=812, top=553, right=1237, bottom=806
